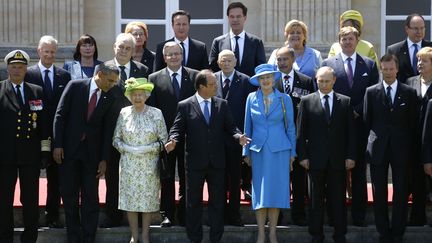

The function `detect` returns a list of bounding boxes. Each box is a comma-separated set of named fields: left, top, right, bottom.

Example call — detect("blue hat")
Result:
left=249, top=64, right=281, bottom=86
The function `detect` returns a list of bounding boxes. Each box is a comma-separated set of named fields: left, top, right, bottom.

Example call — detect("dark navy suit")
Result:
left=322, top=53, right=379, bottom=224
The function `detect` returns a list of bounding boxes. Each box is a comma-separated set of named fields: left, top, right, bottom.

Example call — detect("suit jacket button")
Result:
left=17, top=119, right=21, bottom=122
left=28, top=121, right=31, bottom=124
left=16, top=134, right=19, bottom=138
left=17, top=126, right=21, bottom=130
left=27, top=135, right=30, bottom=139
left=18, top=112, right=21, bottom=116
left=28, top=128, right=31, bottom=131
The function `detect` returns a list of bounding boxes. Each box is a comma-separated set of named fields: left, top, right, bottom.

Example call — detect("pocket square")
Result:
left=400, top=103, right=406, bottom=106
left=362, top=73, right=368, bottom=77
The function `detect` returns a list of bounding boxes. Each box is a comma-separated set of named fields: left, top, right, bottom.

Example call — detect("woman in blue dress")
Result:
left=243, top=64, right=296, bottom=243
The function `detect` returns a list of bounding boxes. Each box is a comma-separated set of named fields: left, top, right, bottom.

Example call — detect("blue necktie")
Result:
left=203, top=100, right=210, bottom=125
left=346, top=57, right=354, bottom=88
left=413, top=44, right=419, bottom=75
left=386, top=86, right=393, bottom=107
left=172, top=73, right=180, bottom=99
left=44, top=70, right=53, bottom=100
left=15, top=84, right=24, bottom=108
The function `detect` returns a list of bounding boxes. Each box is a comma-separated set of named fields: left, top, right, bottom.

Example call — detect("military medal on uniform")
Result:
left=29, top=100, right=43, bottom=129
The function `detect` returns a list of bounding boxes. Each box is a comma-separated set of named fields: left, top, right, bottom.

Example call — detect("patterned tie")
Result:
left=413, top=44, right=419, bottom=75
left=172, top=73, right=180, bottom=99
left=119, top=66, right=127, bottom=85
left=15, top=84, right=24, bottom=108
left=222, top=78, right=230, bottom=99
left=386, top=86, right=392, bottom=107
left=87, top=88, right=99, bottom=121
left=324, top=94, right=331, bottom=122
left=283, top=75, right=291, bottom=94
left=44, top=69, right=53, bottom=100
left=234, top=35, right=240, bottom=68
left=203, top=100, right=210, bottom=124
left=346, top=57, right=354, bottom=88
left=180, top=42, right=186, bottom=66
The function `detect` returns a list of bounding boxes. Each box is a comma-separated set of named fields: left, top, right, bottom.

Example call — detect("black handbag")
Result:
left=158, top=140, right=170, bottom=180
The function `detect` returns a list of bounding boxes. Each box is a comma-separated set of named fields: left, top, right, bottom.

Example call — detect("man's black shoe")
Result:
left=161, top=217, right=172, bottom=227
left=292, top=218, right=307, bottom=226
left=228, top=217, right=244, bottom=227
left=99, top=218, right=122, bottom=228
left=47, top=219, right=63, bottom=228
left=353, top=220, right=367, bottom=227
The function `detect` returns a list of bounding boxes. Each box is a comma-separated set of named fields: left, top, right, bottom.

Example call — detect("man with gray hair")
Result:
left=100, top=33, right=149, bottom=228
left=25, top=35, right=71, bottom=228
left=147, top=41, right=198, bottom=227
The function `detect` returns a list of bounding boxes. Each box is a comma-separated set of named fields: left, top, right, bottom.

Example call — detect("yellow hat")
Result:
left=340, top=10, right=363, bottom=30
left=124, top=77, right=154, bottom=96
left=4, top=50, right=30, bottom=65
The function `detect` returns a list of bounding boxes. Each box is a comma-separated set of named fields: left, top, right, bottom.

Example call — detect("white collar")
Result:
left=340, top=52, right=356, bottom=63
left=230, top=30, right=245, bottom=39
left=114, top=58, right=131, bottom=69
left=318, top=90, right=334, bottom=99
left=38, top=61, right=54, bottom=73
left=195, top=93, right=211, bottom=103
left=174, top=36, right=189, bottom=45
left=407, top=38, right=422, bottom=48
left=221, top=71, right=235, bottom=82
left=382, top=80, right=398, bottom=90
left=167, top=67, right=182, bottom=77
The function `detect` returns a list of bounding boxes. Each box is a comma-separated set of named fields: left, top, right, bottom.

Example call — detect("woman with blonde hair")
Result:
left=125, top=21, right=155, bottom=73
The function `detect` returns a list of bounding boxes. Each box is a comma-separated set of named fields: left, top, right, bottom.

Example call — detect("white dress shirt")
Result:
left=38, top=61, right=54, bottom=87
left=407, top=38, right=422, bottom=65
left=174, top=36, right=189, bottom=64
left=382, top=80, right=398, bottom=103
left=196, top=93, right=211, bottom=117
left=230, top=30, right=245, bottom=64
left=318, top=90, right=334, bottom=114
left=167, top=67, right=183, bottom=89
left=281, top=69, right=294, bottom=93
left=11, top=82, right=25, bottom=104
left=114, top=58, right=131, bottom=79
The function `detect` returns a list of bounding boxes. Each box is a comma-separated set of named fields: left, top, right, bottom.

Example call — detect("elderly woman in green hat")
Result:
left=112, top=77, right=167, bottom=243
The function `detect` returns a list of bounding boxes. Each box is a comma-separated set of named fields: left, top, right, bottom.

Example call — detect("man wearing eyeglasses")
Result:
left=146, top=41, right=198, bottom=227
left=387, top=13, right=432, bottom=227
left=387, top=14, right=432, bottom=83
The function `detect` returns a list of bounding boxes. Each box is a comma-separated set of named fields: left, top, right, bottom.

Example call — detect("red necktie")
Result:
left=87, top=88, right=99, bottom=121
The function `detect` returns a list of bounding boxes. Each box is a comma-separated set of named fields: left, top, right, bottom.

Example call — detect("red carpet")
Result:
left=13, top=178, right=393, bottom=207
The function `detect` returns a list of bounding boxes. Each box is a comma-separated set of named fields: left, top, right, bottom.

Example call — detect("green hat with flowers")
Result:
left=124, top=77, right=154, bottom=96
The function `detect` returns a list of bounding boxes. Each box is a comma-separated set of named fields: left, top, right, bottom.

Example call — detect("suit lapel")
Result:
left=162, top=68, right=176, bottom=98
left=313, top=92, right=328, bottom=124
left=180, top=67, right=192, bottom=99
left=191, top=95, right=208, bottom=125
left=401, top=41, right=414, bottom=73
left=5, top=81, right=21, bottom=111
left=215, top=72, right=223, bottom=98
left=330, top=93, right=341, bottom=124
left=256, top=90, right=266, bottom=118
left=393, top=82, right=404, bottom=109
left=335, top=54, right=349, bottom=82
left=223, top=34, right=232, bottom=51
left=209, top=97, right=219, bottom=126
left=130, top=61, right=138, bottom=77
left=267, top=90, right=281, bottom=115
left=353, top=54, right=365, bottom=85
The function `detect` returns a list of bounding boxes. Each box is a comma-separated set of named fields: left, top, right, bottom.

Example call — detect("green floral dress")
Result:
left=113, top=106, right=167, bottom=212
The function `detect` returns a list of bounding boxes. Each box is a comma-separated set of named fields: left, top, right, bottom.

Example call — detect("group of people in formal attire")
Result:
left=1, top=2, right=432, bottom=243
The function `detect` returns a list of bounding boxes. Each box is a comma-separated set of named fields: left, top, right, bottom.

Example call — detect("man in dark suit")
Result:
left=24, top=35, right=71, bottom=228
left=0, top=50, right=49, bottom=243
left=209, top=2, right=266, bottom=77
left=147, top=41, right=198, bottom=227
left=387, top=13, right=432, bottom=83
left=364, top=54, right=418, bottom=243
left=154, top=10, right=209, bottom=72
left=297, top=66, right=356, bottom=243
left=405, top=46, right=432, bottom=226
left=209, top=1, right=266, bottom=199
left=274, top=46, right=315, bottom=226
left=214, top=50, right=251, bottom=226
left=53, top=63, right=119, bottom=243
left=165, top=69, right=250, bottom=243
left=322, top=26, right=379, bottom=226
left=100, top=33, right=149, bottom=227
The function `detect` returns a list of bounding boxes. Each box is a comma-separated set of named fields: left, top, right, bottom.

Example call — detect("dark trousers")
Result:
left=45, top=158, right=61, bottom=221
left=160, top=142, right=185, bottom=222
left=370, top=149, right=408, bottom=242
left=186, top=167, right=225, bottom=243
left=59, top=142, right=100, bottom=243
left=408, top=160, right=426, bottom=224
left=0, top=164, right=40, bottom=243
left=309, top=166, right=347, bottom=242
left=291, top=159, right=307, bottom=221
left=224, top=143, right=242, bottom=219
left=103, top=147, right=123, bottom=223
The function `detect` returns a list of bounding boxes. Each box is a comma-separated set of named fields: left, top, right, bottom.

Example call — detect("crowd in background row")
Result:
left=1, top=2, right=432, bottom=243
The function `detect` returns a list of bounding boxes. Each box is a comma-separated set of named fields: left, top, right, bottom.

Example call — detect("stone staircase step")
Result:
left=13, top=225, right=432, bottom=243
